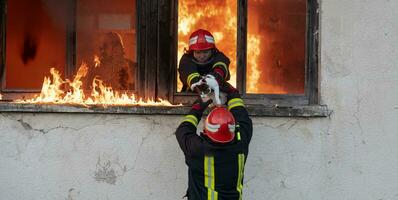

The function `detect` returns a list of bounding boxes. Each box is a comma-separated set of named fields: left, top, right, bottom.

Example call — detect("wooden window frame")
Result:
left=0, top=0, right=147, bottom=98
left=168, top=0, right=320, bottom=106
left=0, top=0, right=328, bottom=117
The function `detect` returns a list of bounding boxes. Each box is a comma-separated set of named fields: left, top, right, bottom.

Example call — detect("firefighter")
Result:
left=178, top=29, right=231, bottom=94
left=175, top=88, right=253, bottom=200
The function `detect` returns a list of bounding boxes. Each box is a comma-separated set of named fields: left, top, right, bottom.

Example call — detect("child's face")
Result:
left=193, top=49, right=212, bottom=64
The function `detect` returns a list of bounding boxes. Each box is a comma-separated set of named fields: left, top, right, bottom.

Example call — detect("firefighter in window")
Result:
left=86, top=32, right=136, bottom=91
left=178, top=29, right=234, bottom=97
left=175, top=88, right=253, bottom=200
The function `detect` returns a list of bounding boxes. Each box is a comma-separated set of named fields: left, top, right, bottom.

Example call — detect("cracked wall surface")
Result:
left=1, top=0, right=398, bottom=199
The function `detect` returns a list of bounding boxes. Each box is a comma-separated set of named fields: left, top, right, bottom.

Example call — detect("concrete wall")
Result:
left=1, top=0, right=398, bottom=199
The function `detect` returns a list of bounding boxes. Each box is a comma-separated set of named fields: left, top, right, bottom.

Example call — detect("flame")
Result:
left=246, top=35, right=261, bottom=93
left=0, top=93, right=2, bottom=100
left=15, top=63, right=179, bottom=106
left=94, top=55, right=100, bottom=68
left=177, top=0, right=237, bottom=91
left=246, top=34, right=286, bottom=94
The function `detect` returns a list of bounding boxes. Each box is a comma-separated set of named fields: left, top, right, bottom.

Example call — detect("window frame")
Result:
left=0, top=0, right=328, bottom=117
left=0, top=0, right=146, bottom=98
left=171, top=0, right=320, bottom=106
left=0, top=0, right=5, bottom=94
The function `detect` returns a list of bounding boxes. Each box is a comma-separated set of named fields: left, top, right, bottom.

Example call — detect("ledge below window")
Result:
left=0, top=102, right=331, bottom=117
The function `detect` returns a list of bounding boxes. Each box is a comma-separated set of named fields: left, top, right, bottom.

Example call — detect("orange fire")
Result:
left=245, top=33, right=286, bottom=93
left=15, top=63, right=177, bottom=106
left=246, top=35, right=261, bottom=93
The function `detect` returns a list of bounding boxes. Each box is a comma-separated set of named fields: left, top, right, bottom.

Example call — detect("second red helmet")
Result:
left=188, top=29, right=216, bottom=51
left=203, top=107, right=236, bottom=143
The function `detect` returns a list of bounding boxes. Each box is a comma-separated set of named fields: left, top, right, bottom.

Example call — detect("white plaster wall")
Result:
left=0, top=114, right=188, bottom=200
left=318, top=0, right=398, bottom=199
left=1, top=0, right=398, bottom=199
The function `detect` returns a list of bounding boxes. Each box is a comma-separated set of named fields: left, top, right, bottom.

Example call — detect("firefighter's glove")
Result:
left=191, top=98, right=213, bottom=113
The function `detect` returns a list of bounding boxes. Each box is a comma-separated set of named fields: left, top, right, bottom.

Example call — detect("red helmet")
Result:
left=203, top=107, right=236, bottom=143
left=188, top=29, right=216, bottom=51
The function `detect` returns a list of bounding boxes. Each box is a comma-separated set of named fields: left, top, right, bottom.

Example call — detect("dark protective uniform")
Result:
left=178, top=50, right=230, bottom=92
left=175, top=98, right=253, bottom=200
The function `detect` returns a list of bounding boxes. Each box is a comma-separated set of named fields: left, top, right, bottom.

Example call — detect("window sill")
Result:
left=0, top=102, right=331, bottom=117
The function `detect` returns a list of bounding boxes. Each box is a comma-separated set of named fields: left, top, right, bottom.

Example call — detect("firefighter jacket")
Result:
left=178, top=50, right=230, bottom=92
left=175, top=98, right=253, bottom=200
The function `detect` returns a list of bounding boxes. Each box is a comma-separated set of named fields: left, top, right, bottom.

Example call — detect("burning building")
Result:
left=1, top=0, right=396, bottom=200
left=1, top=0, right=310, bottom=108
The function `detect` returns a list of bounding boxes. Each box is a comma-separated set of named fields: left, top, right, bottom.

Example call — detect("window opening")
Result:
left=0, top=0, right=178, bottom=106
left=4, top=0, right=68, bottom=91
left=247, top=0, right=306, bottom=94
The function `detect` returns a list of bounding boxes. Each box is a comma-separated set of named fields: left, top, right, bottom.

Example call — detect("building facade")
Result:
left=0, top=0, right=397, bottom=199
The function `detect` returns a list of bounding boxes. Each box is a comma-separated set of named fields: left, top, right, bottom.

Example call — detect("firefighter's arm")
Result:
left=227, top=92, right=253, bottom=143
left=175, top=98, right=213, bottom=156
left=210, top=52, right=231, bottom=83
left=178, top=54, right=202, bottom=91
